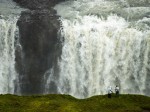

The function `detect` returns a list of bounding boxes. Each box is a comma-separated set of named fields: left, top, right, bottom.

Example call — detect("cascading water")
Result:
left=0, top=0, right=24, bottom=94
left=0, top=17, right=19, bottom=94
left=44, top=0, right=150, bottom=98
left=57, top=15, right=150, bottom=98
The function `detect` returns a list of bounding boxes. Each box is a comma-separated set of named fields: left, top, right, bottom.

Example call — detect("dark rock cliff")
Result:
left=13, top=0, right=64, bottom=10
left=14, top=0, right=64, bottom=95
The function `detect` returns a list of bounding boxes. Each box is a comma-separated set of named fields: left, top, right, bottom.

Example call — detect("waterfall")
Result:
left=0, top=0, right=24, bottom=94
left=57, top=15, right=150, bottom=98
left=0, top=17, right=19, bottom=94
left=49, top=0, right=150, bottom=98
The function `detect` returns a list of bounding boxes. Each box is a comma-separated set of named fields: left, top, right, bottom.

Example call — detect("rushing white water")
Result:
left=0, top=0, right=24, bottom=94
left=0, top=17, right=19, bottom=94
left=46, top=0, right=150, bottom=98
left=57, top=15, right=150, bottom=98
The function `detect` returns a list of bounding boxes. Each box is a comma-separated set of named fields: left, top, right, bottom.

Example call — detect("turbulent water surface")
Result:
left=44, top=0, right=150, bottom=98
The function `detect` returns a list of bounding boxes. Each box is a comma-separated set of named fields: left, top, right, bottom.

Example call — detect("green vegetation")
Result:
left=0, top=94, right=150, bottom=112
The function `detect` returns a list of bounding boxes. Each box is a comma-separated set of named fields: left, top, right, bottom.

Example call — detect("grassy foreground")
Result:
left=0, top=94, right=150, bottom=112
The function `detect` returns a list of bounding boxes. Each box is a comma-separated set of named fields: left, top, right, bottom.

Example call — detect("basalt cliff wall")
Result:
left=14, top=0, right=63, bottom=94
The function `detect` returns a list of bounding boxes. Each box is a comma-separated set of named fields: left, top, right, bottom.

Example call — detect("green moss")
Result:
left=0, top=94, right=149, bottom=112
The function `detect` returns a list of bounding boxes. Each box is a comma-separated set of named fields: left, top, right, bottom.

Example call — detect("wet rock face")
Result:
left=13, top=0, right=65, bottom=95
left=13, top=0, right=65, bottom=9
left=16, top=9, right=62, bottom=94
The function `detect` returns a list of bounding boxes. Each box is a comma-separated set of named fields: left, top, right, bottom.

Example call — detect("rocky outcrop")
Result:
left=14, top=0, right=64, bottom=94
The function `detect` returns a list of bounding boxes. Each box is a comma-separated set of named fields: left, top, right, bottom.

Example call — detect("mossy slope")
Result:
left=0, top=94, right=150, bottom=112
